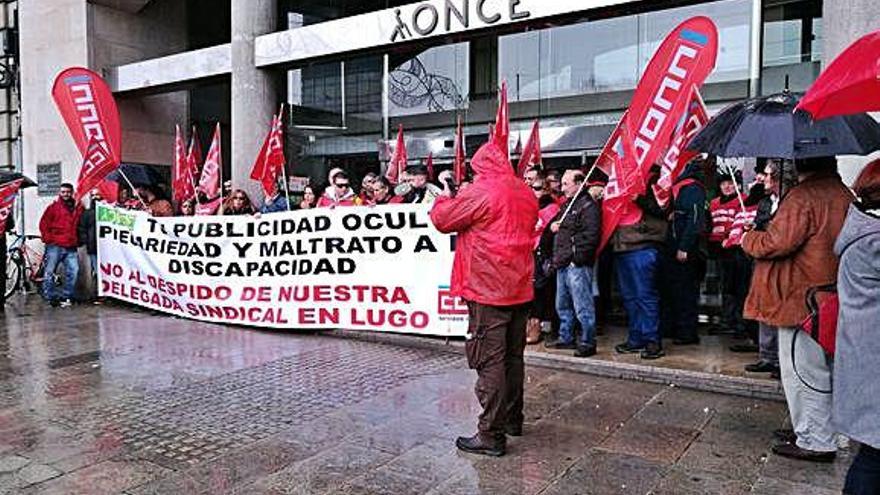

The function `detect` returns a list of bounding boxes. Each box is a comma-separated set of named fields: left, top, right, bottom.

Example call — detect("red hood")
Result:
left=471, top=140, right=513, bottom=179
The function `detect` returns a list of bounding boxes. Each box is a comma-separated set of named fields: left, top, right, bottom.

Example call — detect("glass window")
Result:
left=639, top=0, right=752, bottom=83
left=498, top=0, right=753, bottom=102
left=761, top=0, right=822, bottom=94
left=389, top=43, right=469, bottom=117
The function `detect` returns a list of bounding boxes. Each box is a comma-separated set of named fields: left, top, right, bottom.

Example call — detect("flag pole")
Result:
left=723, top=161, right=747, bottom=212
left=557, top=162, right=599, bottom=225
left=217, top=123, right=225, bottom=214
left=278, top=103, right=292, bottom=211
left=190, top=125, right=201, bottom=207
left=117, top=169, right=149, bottom=210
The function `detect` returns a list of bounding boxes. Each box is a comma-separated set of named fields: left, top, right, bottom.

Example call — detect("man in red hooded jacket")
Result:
left=39, top=183, right=84, bottom=307
left=430, top=140, right=538, bottom=457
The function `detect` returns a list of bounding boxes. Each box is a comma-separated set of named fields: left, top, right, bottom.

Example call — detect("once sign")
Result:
left=390, top=0, right=531, bottom=42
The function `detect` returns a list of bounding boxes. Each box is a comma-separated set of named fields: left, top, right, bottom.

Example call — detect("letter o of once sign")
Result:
left=412, top=4, right=439, bottom=36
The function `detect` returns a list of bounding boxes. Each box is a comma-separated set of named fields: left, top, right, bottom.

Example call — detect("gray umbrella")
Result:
left=687, top=92, right=880, bottom=159
left=0, top=172, right=37, bottom=189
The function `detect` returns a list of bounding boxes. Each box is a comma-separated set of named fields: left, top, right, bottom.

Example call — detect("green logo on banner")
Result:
left=97, top=205, right=136, bottom=230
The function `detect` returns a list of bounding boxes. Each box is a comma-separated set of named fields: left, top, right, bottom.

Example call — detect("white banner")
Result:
left=96, top=204, right=468, bottom=337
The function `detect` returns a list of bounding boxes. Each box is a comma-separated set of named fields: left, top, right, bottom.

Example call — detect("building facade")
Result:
left=12, top=0, right=880, bottom=230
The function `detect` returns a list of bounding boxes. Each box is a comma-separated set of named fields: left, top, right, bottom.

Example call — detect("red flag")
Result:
left=624, top=17, right=718, bottom=178
left=517, top=120, right=542, bottom=178
left=425, top=153, right=435, bottom=181
left=654, top=86, right=710, bottom=208
left=386, top=125, right=407, bottom=184
left=198, top=124, right=222, bottom=199
left=172, top=125, right=193, bottom=204
left=186, top=125, right=203, bottom=186
left=492, top=80, right=510, bottom=159
left=0, top=179, right=23, bottom=224
left=453, top=116, right=466, bottom=184
left=195, top=197, right=221, bottom=216
left=593, top=111, right=629, bottom=174
left=250, top=109, right=286, bottom=196
left=52, top=68, right=122, bottom=202
left=599, top=124, right=644, bottom=253
left=77, top=138, right=117, bottom=203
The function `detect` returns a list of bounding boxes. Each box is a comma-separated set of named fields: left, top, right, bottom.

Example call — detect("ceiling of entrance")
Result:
left=89, top=0, right=153, bottom=13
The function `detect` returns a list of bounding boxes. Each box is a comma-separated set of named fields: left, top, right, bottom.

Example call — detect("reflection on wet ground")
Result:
left=0, top=296, right=847, bottom=494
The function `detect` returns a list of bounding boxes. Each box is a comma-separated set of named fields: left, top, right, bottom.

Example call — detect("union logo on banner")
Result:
left=437, top=286, right=467, bottom=316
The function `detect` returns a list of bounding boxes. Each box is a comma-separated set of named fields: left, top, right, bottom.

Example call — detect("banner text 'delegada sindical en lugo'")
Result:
left=96, top=204, right=468, bottom=337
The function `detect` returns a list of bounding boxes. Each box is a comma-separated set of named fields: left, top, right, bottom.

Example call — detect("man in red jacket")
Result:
left=39, top=183, right=83, bottom=307
left=431, top=140, right=538, bottom=457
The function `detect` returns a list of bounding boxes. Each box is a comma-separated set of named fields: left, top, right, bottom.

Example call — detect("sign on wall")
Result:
left=36, top=163, right=62, bottom=197
left=96, top=204, right=468, bottom=337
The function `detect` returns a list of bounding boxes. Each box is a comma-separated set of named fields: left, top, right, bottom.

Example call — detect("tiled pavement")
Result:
left=0, top=297, right=849, bottom=494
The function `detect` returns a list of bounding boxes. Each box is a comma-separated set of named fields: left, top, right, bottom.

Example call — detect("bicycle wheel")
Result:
left=5, top=251, right=22, bottom=299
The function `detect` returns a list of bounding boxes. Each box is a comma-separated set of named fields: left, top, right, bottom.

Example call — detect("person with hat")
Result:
left=709, top=171, right=746, bottom=336
left=402, top=164, right=442, bottom=204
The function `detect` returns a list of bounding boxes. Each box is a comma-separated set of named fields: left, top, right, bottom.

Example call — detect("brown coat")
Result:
left=742, top=172, right=853, bottom=327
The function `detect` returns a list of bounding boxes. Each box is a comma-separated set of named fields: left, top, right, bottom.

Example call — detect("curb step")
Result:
left=325, top=328, right=784, bottom=402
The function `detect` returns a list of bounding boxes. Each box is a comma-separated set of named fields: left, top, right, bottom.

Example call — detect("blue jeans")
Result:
left=845, top=444, right=880, bottom=495
left=555, top=265, right=596, bottom=348
left=615, top=247, right=661, bottom=347
left=89, top=254, right=97, bottom=276
left=43, top=245, right=79, bottom=301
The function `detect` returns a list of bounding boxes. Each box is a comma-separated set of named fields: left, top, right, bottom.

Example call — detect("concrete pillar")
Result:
left=231, top=0, right=277, bottom=203
left=823, top=0, right=880, bottom=64
left=19, top=0, right=90, bottom=233
left=823, top=0, right=880, bottom=185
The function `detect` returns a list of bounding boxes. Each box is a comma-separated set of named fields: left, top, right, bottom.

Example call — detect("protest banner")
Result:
left=97, top=204, right=468, bottom=337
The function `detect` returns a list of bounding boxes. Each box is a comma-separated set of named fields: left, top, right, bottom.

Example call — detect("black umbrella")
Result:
left=688, top=92, right=880, bottom=159
left=0, top=172, right=37, bottom=189
left=106, top=163, right=166, bottom=187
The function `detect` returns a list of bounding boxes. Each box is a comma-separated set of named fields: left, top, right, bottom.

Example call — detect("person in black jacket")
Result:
left=544, top=170, right=601, bottom=357
left=78, top=190, right=101, bottom=290
left=659, top=160, right=708, bottom=346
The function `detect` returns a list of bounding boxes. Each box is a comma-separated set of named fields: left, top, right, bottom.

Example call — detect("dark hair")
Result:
left=60, top=183, right=74, bottom=190
left=853, top=159, right=880, bottom=208
left=526, top=166, right=545, bottom=180
left=333, top=171, right=350, bottom=183
left=796, top=156, right=838, bottom=175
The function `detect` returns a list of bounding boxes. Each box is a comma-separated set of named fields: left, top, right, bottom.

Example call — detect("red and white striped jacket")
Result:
left=722, top=204, right=759, bottom=248
left=709, top=196, right=739, bottom=244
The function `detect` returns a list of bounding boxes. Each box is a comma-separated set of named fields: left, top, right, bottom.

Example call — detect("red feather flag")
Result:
left=51, top=67, right=121, bottom=203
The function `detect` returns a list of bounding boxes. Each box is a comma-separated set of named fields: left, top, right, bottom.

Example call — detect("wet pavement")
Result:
left=1, top=296, right=850, bottom=494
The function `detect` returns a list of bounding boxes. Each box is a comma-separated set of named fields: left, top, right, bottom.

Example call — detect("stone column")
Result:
left=231, top=0, right=277, bottom=203
left=823, top=0, right=880, bottom=64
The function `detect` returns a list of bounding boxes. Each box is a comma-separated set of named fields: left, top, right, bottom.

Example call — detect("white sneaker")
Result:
left=59, top=299, right=73, bottom=308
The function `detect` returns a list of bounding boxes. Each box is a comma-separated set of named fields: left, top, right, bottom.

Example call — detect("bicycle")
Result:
left=5, top=232, right=52, bottom=299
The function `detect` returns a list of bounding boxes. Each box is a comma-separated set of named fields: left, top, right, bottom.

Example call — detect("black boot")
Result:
left=455, top=434, right=505, bottom=457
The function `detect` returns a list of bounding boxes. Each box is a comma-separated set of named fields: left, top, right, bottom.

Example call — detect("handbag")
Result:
left=800, top=284, right=839, bottom=357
